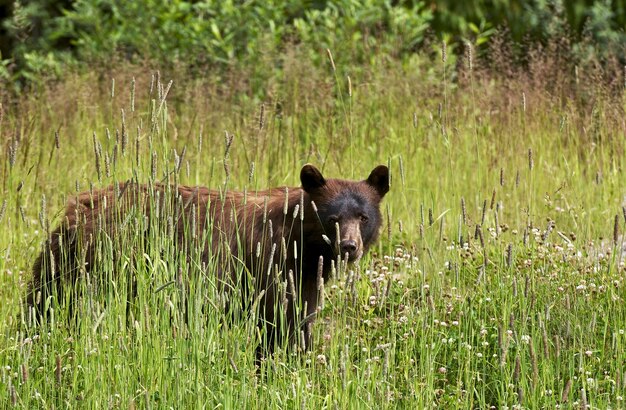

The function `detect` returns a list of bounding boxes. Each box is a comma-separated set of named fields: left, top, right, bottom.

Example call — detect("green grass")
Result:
left=2, top=53, right=626, bottom=408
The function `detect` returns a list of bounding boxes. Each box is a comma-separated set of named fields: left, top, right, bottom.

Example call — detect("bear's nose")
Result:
left=340, top=239, right=358, bottom=258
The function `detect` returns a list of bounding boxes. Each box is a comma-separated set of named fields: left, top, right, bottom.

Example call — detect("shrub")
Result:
left=0, top=0, right=433, bottom=91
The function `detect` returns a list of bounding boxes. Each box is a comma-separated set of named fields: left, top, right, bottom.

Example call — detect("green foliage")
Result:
left=429, top=0, right=625, bottom=44
left=293, top=0, right=432, bottom=64
left=60, top=0, right=287, bottom=63
left=573, top=0, right=626, bottom=64
left=0, top=0, right=73, bottom=89
left=2, top=0, right=625, bottom=92
left=0, top=0, right=433, bottom=89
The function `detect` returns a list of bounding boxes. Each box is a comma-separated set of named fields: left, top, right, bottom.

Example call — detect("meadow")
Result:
left=1, top=48, right=626, bottom=408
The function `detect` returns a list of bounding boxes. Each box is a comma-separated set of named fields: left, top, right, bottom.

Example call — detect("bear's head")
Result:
left=301, top=164, right=389, bottom=262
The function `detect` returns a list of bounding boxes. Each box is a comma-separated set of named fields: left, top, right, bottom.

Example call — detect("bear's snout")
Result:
left=340, top=239, right=358, bottom=259
left=339, top=221, right=364, bottom=262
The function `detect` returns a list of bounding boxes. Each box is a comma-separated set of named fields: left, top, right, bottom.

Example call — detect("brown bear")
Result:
left=27, top=164, right=389, bottom=359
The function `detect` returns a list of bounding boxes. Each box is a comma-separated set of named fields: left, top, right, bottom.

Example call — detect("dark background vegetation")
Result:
left=0, top=0, right=624, bottom=94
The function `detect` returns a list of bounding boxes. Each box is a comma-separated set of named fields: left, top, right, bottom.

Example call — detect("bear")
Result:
left=27, top=164, right=389, bottom=360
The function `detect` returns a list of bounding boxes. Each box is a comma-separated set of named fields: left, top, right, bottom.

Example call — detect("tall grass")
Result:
left=1, top=48, right=626, bottom=408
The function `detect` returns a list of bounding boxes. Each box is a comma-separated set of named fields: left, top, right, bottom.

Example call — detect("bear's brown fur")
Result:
left=28, top=164, right=389, bottom=357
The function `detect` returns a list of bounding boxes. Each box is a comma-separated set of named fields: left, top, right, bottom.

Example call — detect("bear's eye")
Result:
left=359, top=214, right=369, bottom=223
left=328, top=216, right=339, bottom=225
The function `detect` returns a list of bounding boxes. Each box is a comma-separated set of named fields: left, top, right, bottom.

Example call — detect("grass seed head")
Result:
left=506, top=243, right=513, bottom=267
left=130, top=76, right=136, bottom=112
left=461, top=197, right=467, bottom=225
left=0, top=199, right=7, bottom=223
left=248, top=161, right=255, bottom=184
left=10, top=383, right=16, bottom=406
left=580, top=388, right=588, bottom=409
left=288, top=269, right=296, bottom=302
left=326, top=49, right=336, bottom=72
left=561, top=379, right=572, bottom=403
left=55, top=355, right=62, bottom=385
left=317, top=256, right=324, bottom=290
left=513, top=355, right=521, bottom=383
left=121, top=109, right=127, bottom=155
left=347, top=75, right=352, bottom=97
left=8, top=139, right=18, bottom=167
left=529, top=340, right=538, bottom=384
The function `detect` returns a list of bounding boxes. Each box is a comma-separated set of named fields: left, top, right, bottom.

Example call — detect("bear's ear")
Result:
left=301, top=164, right=327, bottom=192
left=366, top=165, right=389, bottom=197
